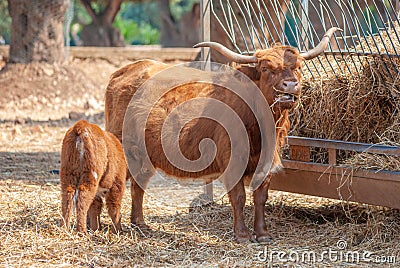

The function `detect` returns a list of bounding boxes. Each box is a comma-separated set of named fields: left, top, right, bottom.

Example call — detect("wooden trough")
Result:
left=270, top=136, right=400, bottom=209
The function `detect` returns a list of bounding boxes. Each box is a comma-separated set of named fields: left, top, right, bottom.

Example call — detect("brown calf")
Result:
left=60, top=120, right=126, bottom=234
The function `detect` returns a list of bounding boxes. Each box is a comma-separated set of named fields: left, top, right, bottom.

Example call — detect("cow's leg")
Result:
left=228, top=179, right=254, bottom=243
left=130, top=177, right=147, bottom=228
left=61, top=183, right=75, bottom=229
left=253, top=175, right=272, bottom=243
left=76, top=183, right=97, bottom=234
left=88, top=195, right=103, bottom=231
left=106, top=182, right=125, bottom=233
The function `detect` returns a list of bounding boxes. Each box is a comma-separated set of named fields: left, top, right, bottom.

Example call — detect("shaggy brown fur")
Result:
left=105, top=47, right=303, bottom=242
left=60, top=120, right=126, bottom=234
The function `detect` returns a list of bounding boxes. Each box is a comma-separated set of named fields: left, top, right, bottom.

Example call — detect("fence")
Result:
left=200, top=0, right=400, bottom=80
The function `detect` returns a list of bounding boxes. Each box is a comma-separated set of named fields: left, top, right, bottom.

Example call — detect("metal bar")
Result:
left=287, top=136, right=400, bottom=156
left=280, top=0, right=328, bottom=77
left=352, top=0, right=393, bottom=79
left=370, top=0, right=399, bottom=56
left=324, top=51, right=400, bottom=58
left=281, top=0, right=318, bottom=78
left=336, top=0, right=379, bottom=75
left=380, top=1, right=400, bottom=55
left=300, top=0, right=309, bottom=48
left=340, top=0, right=389, bottom=83
left=317, top=1, right=352, bottom=75
left=200, top=0, right=213, bottom=200
left=200, top=0, right=211, bottom=66
left=360, top=0, right=399, bottom=75
left=331, top=0, right=364, bottom=78
left=296, top=1, right=340, bottom=76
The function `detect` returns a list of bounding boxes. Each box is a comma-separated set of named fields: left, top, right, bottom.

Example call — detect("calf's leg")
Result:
left=253, top=175, right=272, bottom=242
left=76, top=183, right=97, bottom=234
left=61, top=184, right=75, bottom=229
left=88, top=195, right=103, bottom=231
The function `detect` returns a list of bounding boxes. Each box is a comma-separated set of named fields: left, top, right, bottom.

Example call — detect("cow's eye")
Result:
left=293, top=66, right=301, bottom=74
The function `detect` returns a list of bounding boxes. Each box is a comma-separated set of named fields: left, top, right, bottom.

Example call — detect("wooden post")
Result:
left=328, top=148, right=337, bottom=166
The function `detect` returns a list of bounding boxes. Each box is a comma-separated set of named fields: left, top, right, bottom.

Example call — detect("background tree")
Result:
left=7, top=0, right=69, bottom=63
left=0, top=1, right=11, bottom=44
left=157, top=0, right=198, bottom=47
left=79, top=0, right=125, bottom=46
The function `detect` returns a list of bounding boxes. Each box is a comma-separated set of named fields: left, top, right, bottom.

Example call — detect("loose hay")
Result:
left=290, top=24, right=400, bottom=170
left=1, top=122, right=399, bottom=267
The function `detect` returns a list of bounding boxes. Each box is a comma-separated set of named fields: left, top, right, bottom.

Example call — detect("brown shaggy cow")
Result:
left=60, top=120, right=126, bottom=234
left=105, top=27, right=340, bottom=242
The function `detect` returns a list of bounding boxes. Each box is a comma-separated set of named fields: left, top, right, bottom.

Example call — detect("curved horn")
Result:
left=300, top=27, right=342, bottom=60
left=194, top=42, right=258, bottom=63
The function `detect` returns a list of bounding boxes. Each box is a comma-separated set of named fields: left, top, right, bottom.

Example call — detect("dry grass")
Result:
left=1, top=122, right=399, bottom=267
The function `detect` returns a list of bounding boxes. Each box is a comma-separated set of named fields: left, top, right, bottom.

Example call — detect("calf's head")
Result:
left=194, top=27, right=340, bottom=110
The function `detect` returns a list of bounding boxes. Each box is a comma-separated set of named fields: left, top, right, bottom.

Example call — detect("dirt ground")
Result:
left=0, top=56, right=399, bottom=267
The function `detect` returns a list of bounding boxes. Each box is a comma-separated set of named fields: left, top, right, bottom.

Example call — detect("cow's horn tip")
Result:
left=193, top=43, right=203, bottom=48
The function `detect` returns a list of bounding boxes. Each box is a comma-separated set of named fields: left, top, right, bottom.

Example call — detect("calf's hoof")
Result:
left=131, top=222, right=150, bottom=231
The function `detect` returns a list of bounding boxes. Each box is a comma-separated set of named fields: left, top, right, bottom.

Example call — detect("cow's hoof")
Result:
left=189, top=193, right=215, bottom=212
left=256, top=235, right=273, bottom=243
left=236, top=234, right=257, bottom=243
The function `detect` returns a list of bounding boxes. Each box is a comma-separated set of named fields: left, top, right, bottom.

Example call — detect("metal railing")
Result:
left=200, top=0, right=400, bottom=80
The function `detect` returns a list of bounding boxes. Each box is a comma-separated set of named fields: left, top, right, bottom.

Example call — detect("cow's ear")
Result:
left=236, top=66, right=260, bottom=82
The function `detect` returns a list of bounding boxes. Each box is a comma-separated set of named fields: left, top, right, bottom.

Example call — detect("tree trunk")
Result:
left=81, top=21, right=125, bottom=47
left=157, top=0, right=182, bottom=47
left=80, top=0, right=125, bottom=47
left=7, top=0, right=69, bottom=63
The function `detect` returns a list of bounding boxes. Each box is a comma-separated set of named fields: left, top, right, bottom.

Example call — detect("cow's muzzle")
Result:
left=273, top=81, right=300, bottom=104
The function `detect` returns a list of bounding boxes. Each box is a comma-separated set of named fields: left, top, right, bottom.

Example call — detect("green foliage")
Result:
left=114, top=13, right=160, bottom=45
left=0, top=0, right=11, bottom=44
left=115, top=1, right=160, bottom=45
left=0, top=0, right=199, bottom=46
left=73, top=0, right=92, bottom=25
left=170, top=0, right=198, bottom=20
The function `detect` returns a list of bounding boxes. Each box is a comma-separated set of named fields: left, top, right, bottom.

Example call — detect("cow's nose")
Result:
left=282, top=81, right=299, bottom=95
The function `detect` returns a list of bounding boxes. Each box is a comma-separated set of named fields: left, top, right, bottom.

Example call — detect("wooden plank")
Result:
left=0, top=45, right=200, bottom=62
left=282, top=160, right=400, bottom=181
left=287, top=136, right=400, bottom=156
left=328, top=148, right=337, bottom=165
left=289, top=145, right=310, bottom=162
left=271, top=167, right=400, bottom=209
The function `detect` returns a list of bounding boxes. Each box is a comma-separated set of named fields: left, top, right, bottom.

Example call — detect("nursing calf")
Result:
left=60, top=120, right=126, bottom=234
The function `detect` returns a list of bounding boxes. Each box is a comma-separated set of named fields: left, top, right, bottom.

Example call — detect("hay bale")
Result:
left=289, top=25, right=400, bottom=170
